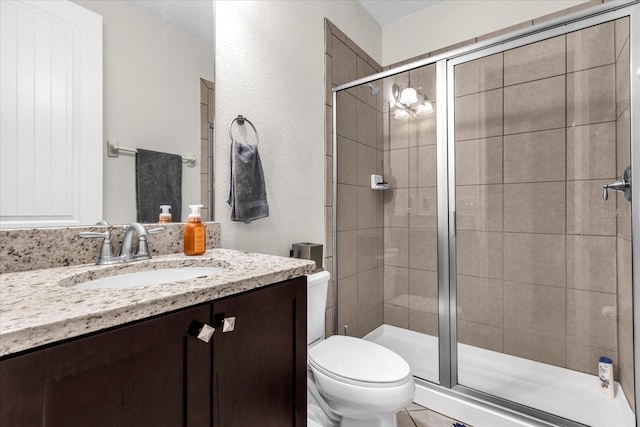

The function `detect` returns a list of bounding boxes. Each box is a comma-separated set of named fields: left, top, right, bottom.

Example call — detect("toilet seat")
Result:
left=309, top=335, right=411, bottom=387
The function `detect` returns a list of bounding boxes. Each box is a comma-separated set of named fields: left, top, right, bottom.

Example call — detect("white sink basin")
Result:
left=72, top=267, right=224, bottom=290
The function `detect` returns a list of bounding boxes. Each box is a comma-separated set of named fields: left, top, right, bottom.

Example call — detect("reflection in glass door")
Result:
left=378, top=64, right=440, bottom=384
left=451, top=17, right=634, bottom=426
left=334, top=62, right=441, bottom=385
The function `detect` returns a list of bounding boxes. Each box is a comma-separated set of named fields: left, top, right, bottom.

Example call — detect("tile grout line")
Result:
left=408, top=409, right=419, bottom=426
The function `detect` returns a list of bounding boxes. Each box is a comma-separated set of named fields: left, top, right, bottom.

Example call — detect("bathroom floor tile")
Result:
left=397, top=410, right=416, bottom=427
left=397, top=403, right=471, bottom=427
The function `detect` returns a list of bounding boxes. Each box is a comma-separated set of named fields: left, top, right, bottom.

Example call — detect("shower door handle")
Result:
left=603, top=166, right=631, bottom=202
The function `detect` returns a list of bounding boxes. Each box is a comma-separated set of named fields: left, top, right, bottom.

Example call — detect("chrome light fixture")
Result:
left=392, top=84, right=433, bottom=120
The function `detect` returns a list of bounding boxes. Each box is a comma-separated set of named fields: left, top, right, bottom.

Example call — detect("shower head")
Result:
left=364, top=83, right=380, bottom=96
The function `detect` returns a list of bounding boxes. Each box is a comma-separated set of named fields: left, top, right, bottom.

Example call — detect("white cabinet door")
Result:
left=0, top=0, right=102, bottom=228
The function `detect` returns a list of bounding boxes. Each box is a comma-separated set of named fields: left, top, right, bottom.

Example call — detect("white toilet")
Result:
left=307, top=270, right=415, bottom=427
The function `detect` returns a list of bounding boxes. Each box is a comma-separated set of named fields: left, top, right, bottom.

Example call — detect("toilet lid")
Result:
left=308, top=335, right=410, bottom=385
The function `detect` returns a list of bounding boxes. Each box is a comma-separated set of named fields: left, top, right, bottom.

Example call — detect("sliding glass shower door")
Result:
left=450, top=15, right=635, bottom=426
left=333, top=3, right=639, bottom=426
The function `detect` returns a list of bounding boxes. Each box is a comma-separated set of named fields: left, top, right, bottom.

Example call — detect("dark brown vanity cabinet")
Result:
left=0, top=277, right=307, bottom=427
left=0, top=304, right=212, bottom=427
left=213, top=277, right=307, bottom=427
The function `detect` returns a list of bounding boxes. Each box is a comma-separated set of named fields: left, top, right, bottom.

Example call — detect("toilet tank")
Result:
left=307, top=270, right=331, bottom=345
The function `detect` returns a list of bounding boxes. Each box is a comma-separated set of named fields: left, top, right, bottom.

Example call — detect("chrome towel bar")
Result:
left=107, top=140, right=196, bottom=167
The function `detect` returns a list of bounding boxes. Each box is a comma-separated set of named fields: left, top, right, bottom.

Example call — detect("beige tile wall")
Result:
left=325, top=20, right=384, bottom=338
left=454, top=20, right=631, bottom=394
left=614, top=17, right=634, bottom=411
left=200, top=79, right=214, bottom=221
left=382, top=65, right=439, bottom=337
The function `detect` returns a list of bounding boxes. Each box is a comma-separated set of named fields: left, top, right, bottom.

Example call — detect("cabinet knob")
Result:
left=188, top=321, right=215, bottom=343
left=222, top=317, right=236, bottom=333
left=214, top=314, right=236, bottom=332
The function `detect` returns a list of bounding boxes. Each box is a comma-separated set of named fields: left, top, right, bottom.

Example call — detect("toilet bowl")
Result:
left=306, top=271, right=415, bottom=427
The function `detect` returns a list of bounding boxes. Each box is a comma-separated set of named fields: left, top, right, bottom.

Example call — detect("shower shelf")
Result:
left=371, top=174, right=389, bottom=190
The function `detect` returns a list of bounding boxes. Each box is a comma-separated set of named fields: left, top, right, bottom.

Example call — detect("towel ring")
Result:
left=228, top=115, right=259, bottom=146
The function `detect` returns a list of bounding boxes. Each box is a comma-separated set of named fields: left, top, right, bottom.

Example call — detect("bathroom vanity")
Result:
left=0, top=249, right=313, bottom=426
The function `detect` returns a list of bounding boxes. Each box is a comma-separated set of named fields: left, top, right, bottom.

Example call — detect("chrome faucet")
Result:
left=120, top=223, right=150, bottom=262
left=79, top=223, right=164, bottom=265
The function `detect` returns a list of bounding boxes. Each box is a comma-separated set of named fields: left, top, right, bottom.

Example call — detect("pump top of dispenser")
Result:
left=159, top=205, right=173, bottom=223
left=188, top=204, right=203, bottom=220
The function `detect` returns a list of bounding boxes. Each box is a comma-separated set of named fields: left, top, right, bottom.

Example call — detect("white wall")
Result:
left=74, top=1, right=214, bottom=224
left=382, top=0, right=590, bottom=65
left=215, top=0, right=381, bottom=256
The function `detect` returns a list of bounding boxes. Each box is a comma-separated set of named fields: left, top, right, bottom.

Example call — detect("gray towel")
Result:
left=227, top=140, right=269, bottom=223
left=136, top=149, right=182, bottom=223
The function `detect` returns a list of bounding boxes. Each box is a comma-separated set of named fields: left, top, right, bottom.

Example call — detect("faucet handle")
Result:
left=78, top=231, right=110, bottom=239
left=135, top=235, right=152, bottom=260
left=79, top=231, right=118, bottom=265
left=133, top=228, right=164, bottom=261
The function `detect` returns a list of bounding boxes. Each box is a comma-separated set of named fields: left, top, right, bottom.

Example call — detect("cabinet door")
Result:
left=213, top=277, right=307, bottom=427
left=41, top=304, right=211, bottom=427
left=0, top=350, right=44, bottom=425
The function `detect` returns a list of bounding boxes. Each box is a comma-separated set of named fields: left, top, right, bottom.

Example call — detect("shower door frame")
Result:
left=332, top=1, right=640, bottom=425
left=444, top=3, right=640, bottom=426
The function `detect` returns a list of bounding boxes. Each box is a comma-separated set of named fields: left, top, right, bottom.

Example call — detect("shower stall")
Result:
left=331, top=2, right=640, bottom=426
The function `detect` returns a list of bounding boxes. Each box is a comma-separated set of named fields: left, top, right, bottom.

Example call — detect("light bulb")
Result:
left=394, top=109, right=410, bottom=119
left=416, top=101, right=433, bottom=115
left=398, top=87, right=418, bottom=105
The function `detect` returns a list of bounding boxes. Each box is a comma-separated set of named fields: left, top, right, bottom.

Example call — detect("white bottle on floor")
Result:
left=599, top=356, right=614, bottom=399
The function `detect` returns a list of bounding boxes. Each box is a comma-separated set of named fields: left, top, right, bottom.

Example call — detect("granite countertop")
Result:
left=0, top=249, right=315, bottom=357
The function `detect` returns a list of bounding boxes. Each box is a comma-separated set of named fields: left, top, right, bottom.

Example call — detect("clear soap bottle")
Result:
left=183, top=204, right=206, bottom=256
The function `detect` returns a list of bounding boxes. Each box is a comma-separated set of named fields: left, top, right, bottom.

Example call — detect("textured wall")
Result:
left=215, top=1, right=380, bottom=257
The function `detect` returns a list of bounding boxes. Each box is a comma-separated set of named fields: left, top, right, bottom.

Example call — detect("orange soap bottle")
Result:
left=183, top=204, right=206, bottom=256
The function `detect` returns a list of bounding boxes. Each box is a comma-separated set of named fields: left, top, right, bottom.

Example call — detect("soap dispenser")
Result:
left=159, top=205, right=172, bottom=223
left=184, top=204, right=206, bottom=256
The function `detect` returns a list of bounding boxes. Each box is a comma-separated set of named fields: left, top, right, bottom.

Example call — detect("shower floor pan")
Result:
left=365, top=324, right=634, bottom=427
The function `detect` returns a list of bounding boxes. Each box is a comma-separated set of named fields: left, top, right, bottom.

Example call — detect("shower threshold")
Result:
left=365, top=324, right=634, bottom=427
